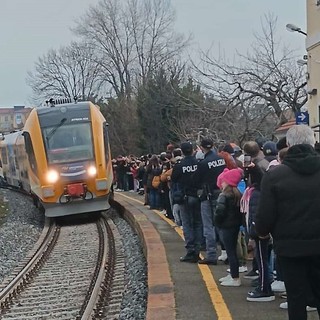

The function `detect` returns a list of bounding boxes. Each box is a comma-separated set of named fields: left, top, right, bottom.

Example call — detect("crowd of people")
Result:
left=112, top=125, right=320, bottom=320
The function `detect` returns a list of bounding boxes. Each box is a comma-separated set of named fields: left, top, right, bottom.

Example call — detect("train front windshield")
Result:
left=43, top=122, right=94, bottom=164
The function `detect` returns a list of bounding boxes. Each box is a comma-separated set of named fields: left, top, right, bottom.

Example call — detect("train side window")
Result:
left=103, top=122, right=110, bottom=163
left=14, top=150, right=19, bottom=169
left=1, top=148, right=8, bottom=165
left=24, top=132, right=38, bottom=175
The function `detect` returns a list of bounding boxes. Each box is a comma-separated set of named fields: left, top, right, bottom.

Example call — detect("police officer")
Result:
left=171, top=142, right=203, bottom=263
left=193, top=138, right=226, bottom=265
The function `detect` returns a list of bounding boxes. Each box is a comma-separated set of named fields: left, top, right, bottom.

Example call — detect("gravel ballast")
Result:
left=0, top=189, right=45, bottom=284
left=0, top=190, right=147, bottom=319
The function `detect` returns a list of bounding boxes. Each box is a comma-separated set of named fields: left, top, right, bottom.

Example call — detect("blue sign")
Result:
left=295, top=112, right=309, bottom=125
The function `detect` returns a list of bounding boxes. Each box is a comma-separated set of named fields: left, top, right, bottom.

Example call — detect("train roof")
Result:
left=36, top=101, right=93, bottom=115
left=34, top=101, right=95, bottom=128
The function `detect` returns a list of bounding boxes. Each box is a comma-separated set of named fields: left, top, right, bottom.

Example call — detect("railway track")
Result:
left=0, top=214, right=125, bottom=319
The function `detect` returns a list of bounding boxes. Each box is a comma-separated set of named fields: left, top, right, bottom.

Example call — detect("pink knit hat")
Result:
left=217, top=168, right=243, bottom=189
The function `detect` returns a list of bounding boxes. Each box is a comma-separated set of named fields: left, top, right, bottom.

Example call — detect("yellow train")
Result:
left=0, top=101, right=113, bottom=217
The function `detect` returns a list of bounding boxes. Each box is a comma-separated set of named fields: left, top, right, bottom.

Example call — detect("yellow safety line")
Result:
left=117, top=192, right=232, bottom=320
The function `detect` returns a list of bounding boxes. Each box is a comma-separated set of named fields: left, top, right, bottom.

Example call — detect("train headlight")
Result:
left=87, top=165, right=97, bottom=176
left=46, top=170, right=59, bottom=184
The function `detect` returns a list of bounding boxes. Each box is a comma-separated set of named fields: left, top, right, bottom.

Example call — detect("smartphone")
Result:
left=244, top=155, right=252, bottom=167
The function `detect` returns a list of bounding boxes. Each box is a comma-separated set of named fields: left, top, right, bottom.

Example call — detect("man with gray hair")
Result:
left=256, top=125, right=320, bottom=319
left=286, top=124, right=316, bottom=146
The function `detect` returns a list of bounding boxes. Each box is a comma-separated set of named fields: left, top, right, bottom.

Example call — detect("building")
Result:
left=0, top=106, right=32, bottom=133
left=306, top=0, right=320, bottom=138
left=274, top=119, right=296, bottom=140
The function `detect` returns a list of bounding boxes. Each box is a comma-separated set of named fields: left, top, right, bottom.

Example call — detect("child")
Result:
left=243, top=163, right=275, bottom=302
left=215, top=168, right=244, bottom=287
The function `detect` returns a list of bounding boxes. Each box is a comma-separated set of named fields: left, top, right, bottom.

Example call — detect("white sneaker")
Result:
left=227, top=266, right=248, bottom=273
left=280, top=302, right=317, bottom=312
left=271, top=280, right=286, bottom=292
left=219, top=274, right=232, bottom=282
left=218, top=250, right=228, bottom=261
left=220, top=278, right=241, bottom=287
left=239, top=266, right=248, bottom=273
left=307, top=306, right=317, bottom=312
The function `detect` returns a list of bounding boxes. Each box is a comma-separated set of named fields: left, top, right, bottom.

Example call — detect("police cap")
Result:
left=200, top=138, right=213, bottom=149
left=180, top=142, right=193, bottom=154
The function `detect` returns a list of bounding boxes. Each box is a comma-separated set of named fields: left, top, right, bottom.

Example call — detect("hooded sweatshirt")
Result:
left=256, top=144, right=320, bottom=257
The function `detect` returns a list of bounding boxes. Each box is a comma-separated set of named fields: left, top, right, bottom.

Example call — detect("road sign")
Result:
left=295, top=112, right=309, bottom=125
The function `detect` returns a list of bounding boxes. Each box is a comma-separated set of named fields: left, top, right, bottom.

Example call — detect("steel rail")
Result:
left=80, top=218, right=109, bottom=320
left=0, top=221, right=60, bottom=308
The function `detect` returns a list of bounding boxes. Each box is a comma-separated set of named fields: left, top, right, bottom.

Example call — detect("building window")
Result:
left=4, top=116, right=8, bottom=122
left=15, top=114, right=22, bottom=125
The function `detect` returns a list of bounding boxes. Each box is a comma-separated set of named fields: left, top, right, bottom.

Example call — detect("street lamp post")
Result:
left=286, top=23, right=307, bottom=36
left=286, top=22, right=309, bottom=126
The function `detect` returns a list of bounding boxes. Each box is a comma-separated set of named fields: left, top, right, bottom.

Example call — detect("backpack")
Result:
left=151, top=175, right=161, bottom=189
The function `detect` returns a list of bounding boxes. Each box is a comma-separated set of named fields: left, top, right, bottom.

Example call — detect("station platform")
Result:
left=114, top=191, right=318, bottom=320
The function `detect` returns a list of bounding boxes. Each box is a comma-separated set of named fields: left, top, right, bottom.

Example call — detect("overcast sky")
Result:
left=0, top=0, right=306, bottom=107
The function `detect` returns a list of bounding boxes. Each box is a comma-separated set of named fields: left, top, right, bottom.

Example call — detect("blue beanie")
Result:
left=263, top=141, right=278, bottom=156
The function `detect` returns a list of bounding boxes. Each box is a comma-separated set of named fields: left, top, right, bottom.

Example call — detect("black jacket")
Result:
left=256, top=144, right=320, bottom=257
left=247, top=188, right=260, bottom=239
left=214, top=193, right=243, bottom=229
left=171, top=155, right=198, bottom=197
left=193, top=150, right=226, bottom=197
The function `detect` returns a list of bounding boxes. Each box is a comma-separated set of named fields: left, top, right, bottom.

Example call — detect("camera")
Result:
left=243, top=155, right=252, bottom=167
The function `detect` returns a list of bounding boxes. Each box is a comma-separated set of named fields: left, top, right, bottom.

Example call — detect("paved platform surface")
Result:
left=115, top=191, right=319, bottom=320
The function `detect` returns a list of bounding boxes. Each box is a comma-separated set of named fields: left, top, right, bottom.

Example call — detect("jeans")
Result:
left=172, top=204, right=182, bottom=226
left=278, top=255, right=320, bottom=320
left=149, top=189, right=160, bottom=209
left=268, top=247, right=275, bottom=280
left=274, top=253, right=284, bottom=281
left=221, top=227, right=240, bottom=278
left=118, top=172, right=128, bottom=191
left=201, top=199, right=217, bottom=261
left=180, top=196, right=202, bottom=255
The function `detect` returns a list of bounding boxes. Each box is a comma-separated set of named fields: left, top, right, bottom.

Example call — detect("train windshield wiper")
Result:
left=46, top=118, right=67, bottom=142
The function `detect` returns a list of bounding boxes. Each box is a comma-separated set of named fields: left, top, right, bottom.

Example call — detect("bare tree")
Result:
left=128, top=0, right=188, bottom=85
left=70, top=0, right=189, bottom=155
left=193, top=14, right=307, bottom=131
left=74, top=0, right=188, bottom=100
left=27, top=42, right=102, bottom=103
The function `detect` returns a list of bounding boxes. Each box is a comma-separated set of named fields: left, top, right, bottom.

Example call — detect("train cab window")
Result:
left=43, top=122, right=94, bottom=164
left=103, top=122, right=110, bottom=163
left=24, top=132, right=38, bottom=175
